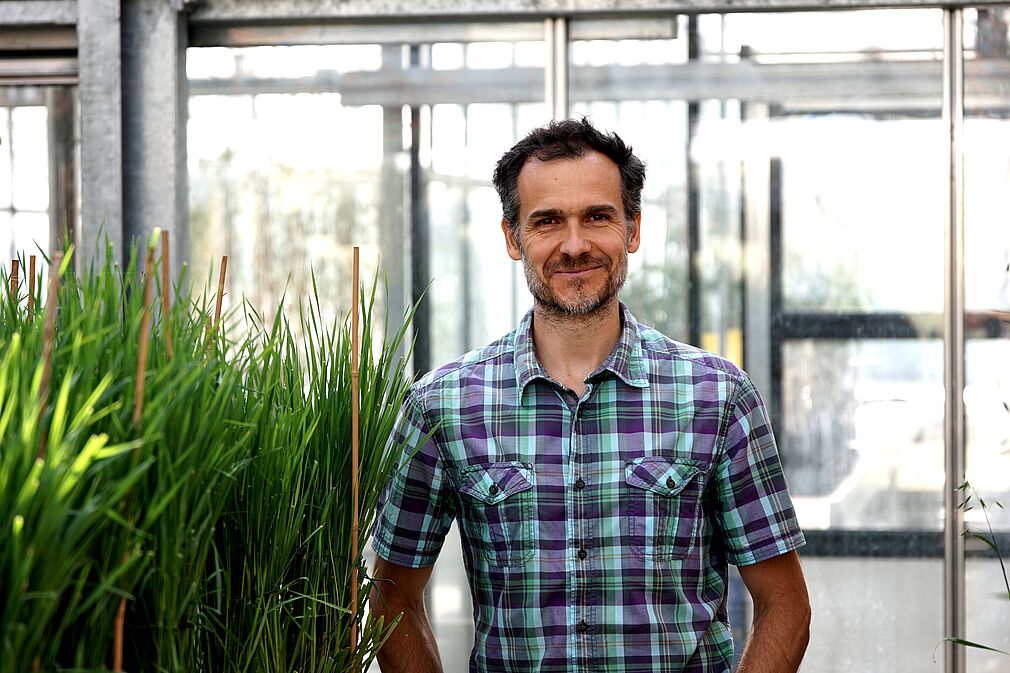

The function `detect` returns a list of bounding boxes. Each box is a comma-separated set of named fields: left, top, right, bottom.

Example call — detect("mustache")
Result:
left=545, top=254, right=611, bottom=275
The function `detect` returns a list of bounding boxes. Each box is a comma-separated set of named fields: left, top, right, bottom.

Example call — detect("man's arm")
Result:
left=370, top=556, right=443, bottom=673
left=735, top=550, right=811, bottom=673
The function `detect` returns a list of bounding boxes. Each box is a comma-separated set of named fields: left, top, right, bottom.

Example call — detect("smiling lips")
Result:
left=555, top=266, right=600, bottom=276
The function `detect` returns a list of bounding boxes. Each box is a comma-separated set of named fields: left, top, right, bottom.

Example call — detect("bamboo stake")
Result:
left=206, top=255, right=228, bottom=351
left=161, top=231, right=173, bottom=360
left=9, top=258, right=18, bottom=299
left=37, top=252, right=62, bottom=459
left=113, top=245, right=156, bottom=672
left=350, top=246, right=360, bottom=652
left=27, top=255, right=36, bottom=321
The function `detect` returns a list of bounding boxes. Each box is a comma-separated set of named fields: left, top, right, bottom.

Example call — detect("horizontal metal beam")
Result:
left=0, top=56, right=77, bottom=85
left=189, top=0, right=1007, bottom=23
left=0, top=1, right=77, bottom=25
left=188, top=59, right=1010, bottom=110
left=801, top=529, right=1010, bottom=559
left=0, top=25, right=77, bottom=50
left=190, top=16, right=678, bottom=47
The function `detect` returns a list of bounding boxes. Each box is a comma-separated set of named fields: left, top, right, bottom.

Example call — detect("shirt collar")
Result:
left=513, top=301, right=650, bottom=404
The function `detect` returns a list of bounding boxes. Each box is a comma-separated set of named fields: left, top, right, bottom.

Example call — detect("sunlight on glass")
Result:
left=0, top=108, right=11, bottom=209
left=722, top=9, right=944, bottom=57
left=431, top=43, right=465, bottom=70
left=11, top=107, right=49, bottom=212
left=466, top=41, right=514, bottom=69
left=431, top=104, right=467, bottom=177
left=514, top=41, right=546, bottom=67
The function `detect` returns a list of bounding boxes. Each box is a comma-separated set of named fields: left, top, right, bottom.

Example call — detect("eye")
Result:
left=535, top=216, right=559, bottom=227
left=588, top=212, right=611, bottom=222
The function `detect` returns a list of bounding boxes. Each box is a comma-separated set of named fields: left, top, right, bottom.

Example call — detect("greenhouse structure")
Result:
left=1, top=0, right=1008, bottom=672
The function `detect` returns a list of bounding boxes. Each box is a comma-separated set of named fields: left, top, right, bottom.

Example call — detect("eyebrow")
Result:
left=526, top=204, right=621, bottom=222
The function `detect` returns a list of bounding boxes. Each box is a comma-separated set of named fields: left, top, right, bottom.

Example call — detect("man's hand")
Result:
left=369, top=557, right=443, bottom=673
left=735, top=550, right=811, bottom=673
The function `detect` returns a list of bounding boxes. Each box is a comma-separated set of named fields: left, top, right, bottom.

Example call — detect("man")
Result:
left=370, top=118, right=810, bottom=673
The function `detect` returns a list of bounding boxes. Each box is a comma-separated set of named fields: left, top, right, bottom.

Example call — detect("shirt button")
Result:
left=666, top=476, right=675, bottom=489
left=489, top=484, right=499, bottom=496
left=577, top=548, right=587, bottom=560
left=575, top=477, right=585, bottom=490
left=577, top=620, right=589, bottom=633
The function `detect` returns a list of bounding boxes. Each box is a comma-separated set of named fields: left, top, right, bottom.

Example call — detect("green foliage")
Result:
left=1, top=243, right=411, bottom=672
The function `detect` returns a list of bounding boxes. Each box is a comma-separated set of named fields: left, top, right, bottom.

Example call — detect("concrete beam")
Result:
left=0, top=1, right=77, bottom=25
left=121, top=0, right=188, bottom=276
left=189, top=0, right=1006, bottom=23
left=77, top=0, right=122, bottom=269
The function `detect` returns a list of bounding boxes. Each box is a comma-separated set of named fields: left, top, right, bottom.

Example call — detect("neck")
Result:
left=531, top=299, right=623, bottom=396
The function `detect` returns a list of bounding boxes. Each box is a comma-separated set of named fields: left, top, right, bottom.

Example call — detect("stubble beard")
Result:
left=521, top=248, right=628, bottom=320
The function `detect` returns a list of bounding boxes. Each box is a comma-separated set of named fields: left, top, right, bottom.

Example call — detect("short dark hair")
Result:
left=492, top=117, right=646, bottom=240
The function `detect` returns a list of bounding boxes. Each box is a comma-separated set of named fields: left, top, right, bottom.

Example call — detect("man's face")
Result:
left=502, top=151, right=641, bottom=317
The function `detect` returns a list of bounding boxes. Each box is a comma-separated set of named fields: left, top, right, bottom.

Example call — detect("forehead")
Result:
left=515, top=151, right=622, bottom=216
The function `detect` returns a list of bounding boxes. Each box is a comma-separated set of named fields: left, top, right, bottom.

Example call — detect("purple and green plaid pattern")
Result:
left=372, top=303, right=805, bottom=673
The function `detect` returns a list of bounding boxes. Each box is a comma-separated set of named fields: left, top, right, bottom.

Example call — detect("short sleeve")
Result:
left=371, top=389, right=456, bottom=568
left=712, top=374, right=805, bottom=566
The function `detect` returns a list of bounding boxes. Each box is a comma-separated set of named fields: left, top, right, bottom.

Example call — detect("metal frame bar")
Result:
left=186, top=0, right=1008, bottom=23
left=0, top=1, right=77, bottom=26
left=544, top=17, right=568, bottom=120
left=942, top=9, right=966, bottom=673
left=77, top=0, right=122, bottom=270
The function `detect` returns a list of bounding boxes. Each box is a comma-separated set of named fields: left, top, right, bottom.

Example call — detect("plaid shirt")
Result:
left=372, top=303, right=805, bottom=673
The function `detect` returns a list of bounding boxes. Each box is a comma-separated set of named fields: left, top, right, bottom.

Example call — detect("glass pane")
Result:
left=0, top=212, right=10, bottom=264
left=11, top=106, right=49, bottom=212
left=414, top=30, right=546, bottom=369
left=803, top=557, right=943, bottom=673
left=779, top=117, right=946, bottom=313
left=11, top=211, right=49, bottom=262
left=784, top=339, right=944, bottom=530
left=0, top=107, right=10, bottom=210
left=187, top=51, right=386, bottom=332
left=964, top=9, right=1010, bottom=666
left=569, top=11, right=946, bottom=673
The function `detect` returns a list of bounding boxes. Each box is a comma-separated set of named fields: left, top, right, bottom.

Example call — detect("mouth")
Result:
left=553, top=266, right=601, bottom=278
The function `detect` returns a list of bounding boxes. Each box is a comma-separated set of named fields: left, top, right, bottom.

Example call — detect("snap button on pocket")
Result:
left=489, top=484, right=499, bottom=496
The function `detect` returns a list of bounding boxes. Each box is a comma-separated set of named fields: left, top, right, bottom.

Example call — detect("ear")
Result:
left=627, top=212, right=642, bottom=254
left=502, top=219, right=523, bottom=261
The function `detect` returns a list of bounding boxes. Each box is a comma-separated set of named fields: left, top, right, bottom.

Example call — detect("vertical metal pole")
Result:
left=942, top=9, right=966, bottom=673
left=544, top=18, right=569, bottom=121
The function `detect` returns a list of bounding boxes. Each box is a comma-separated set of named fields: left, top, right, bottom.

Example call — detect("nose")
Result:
left=558, top=220, right=591, bottom=257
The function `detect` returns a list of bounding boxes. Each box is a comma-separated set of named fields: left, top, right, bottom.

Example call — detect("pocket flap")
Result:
left=625, top=457, right=701, bottom=497
left=459, top=462, right=534, bottom=505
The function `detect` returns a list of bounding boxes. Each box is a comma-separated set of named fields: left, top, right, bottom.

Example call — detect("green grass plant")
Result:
left=1, top=242, right=411, bottom=672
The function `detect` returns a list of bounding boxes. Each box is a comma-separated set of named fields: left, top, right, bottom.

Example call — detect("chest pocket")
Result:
left=625, top=456, right=704, bottom=560
left=458, top=462, right=535, bottom=567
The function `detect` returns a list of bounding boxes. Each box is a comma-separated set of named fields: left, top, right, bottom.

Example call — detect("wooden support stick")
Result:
left=37, top=252, right=63, bottom=460
left=9, top=259, right=19, bottom=298
left=350, top=246, right=360, bottom=653
left=27, top=256, right=36, bottom=321
left=113, top=246, right=156, bottom=672
left=134, top=246, right=156, bottom=427
left=214, top=255, right=228, bottom=328
left=161, top=231, right=173, bottom=360
left=206, top=255, right=229, bottom=352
